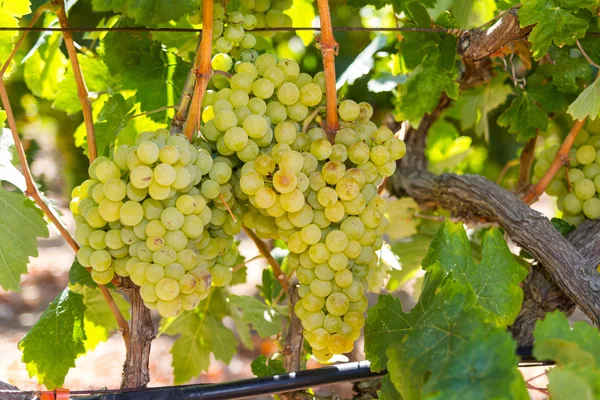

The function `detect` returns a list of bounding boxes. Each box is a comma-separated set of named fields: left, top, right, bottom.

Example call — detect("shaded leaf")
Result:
left=251, top=355, right=286, bottom=377
left=229, top=295, right=286, bottom=338
left=0, top=188, right=49, bottom=291
left=68, top=259, right=97, bottom=289
left=568, top=78, right=600, bottom=121
left=24, top=33, right=67, bottom=100
left=92, top=0, right=198, bottom=25
left=538, top=47, right=592, bottom=93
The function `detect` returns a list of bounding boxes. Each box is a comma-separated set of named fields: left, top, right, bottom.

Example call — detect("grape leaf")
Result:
left=518, top=0, right=597, bottom=60
left=284, top=0, right=316, bottom=46
left=538, top=47, right=592, bottom=93
left=161, top=308, right=238, bottom=384
left=534, top=311, right=600, bottom=398
left=0, top=0, right=31, bottom=76
left=446, top=75, right=512, bottom=141
left=386, top=281, right=499, bottom=400
left=421, top=220, right=527, bottom=326
left=364, top=294, right=415, bottom=372
left=423, top=330, right=528, bottom=399
left=93, top=94, right=137, bottom=158
left=0, top=188, right=49, bottom=291
left=229, top=295, right=286, bottom=338
left=93, top=0, right=198, bottom=26
left=82, top=286, right=130, bottom=351
left=53, top=55, right=111, bottom=115
left=103, top=18, right=190, bottom=121
left=0, top=126, right=26, bottom=191
left=377, top=374, right=402, bottom=400
left=23, top=33, right=68, bottom=100
left=19, top=288, right=86, bottom=389
left=337, top=35, right=388, bottom=90
left=68, top=259, right=97, bottom=289
left=251, top=355, right=286, bottom=377
left=567, top=78, right=600, bottom=121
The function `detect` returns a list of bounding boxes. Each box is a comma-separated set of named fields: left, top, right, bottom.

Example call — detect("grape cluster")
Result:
left=533, top=129, right=600, bottom=225
left=198, top=48, right=405, bottom=360
left=71, top=130, right=218, bottom=317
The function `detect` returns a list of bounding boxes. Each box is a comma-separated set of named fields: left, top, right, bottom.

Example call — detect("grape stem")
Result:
left=55, top=0, right=97, bottom=162
left=171, top=40, right=201, bottom=134
left=316, top=0, right=339, bottom=143
left=302, top=105, right=324, bottom=134
left=522, top=120, right=585, bottom=204
left=0, top=77, right=131, bottom=348
left=183, top=0, right=214, bottom=142
left=242, top=226, right=290, bottom=293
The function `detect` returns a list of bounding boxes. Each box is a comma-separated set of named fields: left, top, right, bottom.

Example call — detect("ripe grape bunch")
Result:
left=197, top=10, right=406, bottom=358
left=532, top=129, right=600, bottom=226
left=71, top=130, right=220, bottom=318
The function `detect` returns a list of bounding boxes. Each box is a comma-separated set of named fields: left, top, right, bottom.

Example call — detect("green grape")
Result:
left=224, top=127, right=249, bottom=151
left=92, top=268, right=115, bottom=285
left=242, top=114, right=269, bottom=138
left=574, top=178, right=596, bottom=200
left=299, top=83, right=322, bottom=107
left=74, top=223, right=94, bottom=246
left=313, top=348, right=333, bottom=363
left=564, top=192, right=584, bottom=214
left=153, top=246, right=177, bottom=266
left=140, top=282, right=158, bottom=303
left=279, top=151, right=304, bottom=173
left=161, top=207, right=185, bottom=231
left=277, top=82, right=299, bottom=105
left=338, top=100, right=360, bottom=122
left=130, top=166, right=153, bottom=189
left=325, top=292, right=350, bottom=316
left=324, top=202, right=345, bottom=223
left=216, top=37, right=234, bottom=53
left=92, top=184, right=106, bottom=203
left=126, top=183, right=147, bottom=202
left=576, top=145, right=596, bottom=165
left=137, top=141, right=160, bottom=165
left=90, top=249, right=112, bottom=272
left=152, top=164, right=176, bottom=187
left=212, top=53, right=233, bottom=72
left=307, top=328, right=330, bottom=351
left=77, top=246, right=94, bottom=267
left=310, top=139, right=333, bottom=161
left=146, top=236, right=165, bottom=251
left=177, top=249, right=198, bottom=270
left=145, top=263, right=165, bottom=283
left=119, top=201, right=144, bottom=226
left=315, top=263, right=335, bottom=280
left=95, top=160, right=120, bottom=183
left=252, top=78, right=275, bottom=99
left=113, top=257, right=129, bottom=277
left=280, top=189, right=304, bottom=212
left=288, top=231, right=308, bottom=253
left=182, top=215, right=204, bottom=238
left=105, top=230, right=125, bottom=249
left=370, top=146, right=390, bottom=166
left=583, top=197, right=600, bottom=219
left=317, top=187, right=338, bottom=208
left=209, top=162, right=232, bottom=184
left=286, top=101, right=308, bottom=121
left=104, top=178, right=127, bottom=201
left=273, top=169, right=297, bottom=193
left=334, top=269, right=353, bottom=288
left=255, top=53, right=277, bottom=75
left=165, top=230, right=188, bottom=251
left=278, top=59, right=299, bottom=81
left=243, top=13, right=258, bottom=29
left=328, top=253, right=348, bottom=271
left=173, top=166, right=192, bottom=189
left=300, top=224, right=321, bottom=245
left=348, top=142, right=370, bottom=165
left=302, top=310, right=325, bottom=332
left=98, top=199, right=123, bottom=222
left=157, top=298, right=183, bottom=318
left=266, top=101, right=287, bottom=124
left=324, top=314, right=342, bottom=333
left=211, top=264, right=232, bottom=286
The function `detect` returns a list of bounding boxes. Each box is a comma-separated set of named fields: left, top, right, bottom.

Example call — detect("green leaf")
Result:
left=93, top=0, right=198, bottom=26
left=538, top=47, right=592, bottom=93
left=19, top=288, right=86, bottom=389
left=447, top=76, right=512, bottom=141
left=82, top=286, right=130, bottom=351
left=229, top=295, right=286, bottom=338
left=0, top=188, right=49, bottom=291
left=377, top=374, right=402, bottom=400
left=53, top=55, right=111, bottom=115
left=92, top=94, right=137, bottom=158
left=0, top=0, right=31, bottom=76
left=497, top=91, right=548, bottom=142
left=161, top=303, right=238, bottom=384
left=567, top=78, right=600, bottom=121
left=421, top=221, right=527, bottom=325
left=251, top=355, right=286, bottom=377
left=24, top=33, right=68, bottom=100
left=551, top=217, right=576, bottom=237
left=518, top=0, right=596, bottom=60
left=68, top=259, right=98, bottom=289
left=364, top=294, right=414, bottom=371
left=103, top=18, right=190, bottom=121
left=534, top=311, right=600, bottom=398
left=423, top=330, right=528, bottom=399
left=0, top=124, right=26, bottom=191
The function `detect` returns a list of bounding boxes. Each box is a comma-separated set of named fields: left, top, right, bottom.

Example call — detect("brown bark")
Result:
left=120, top=279, right=155, bottom=389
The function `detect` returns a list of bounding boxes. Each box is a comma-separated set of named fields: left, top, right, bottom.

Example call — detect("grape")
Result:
left=157, top=298, right=183, bottom=318
left=90, top=250, right=112, bottom=272
left=74, top=223, right=94, bottom=246
left=154, top=164, right=177, bottom=186
left=577, top=145, right=596, bottom=165
left=224, top=127, right=249, bottom=151
left=211, top=264, right=232, bottom=286
left=277, top=82, right=299, bottom=105
left=95, top=160, right=120, bottom=183
left=105, top=230, right=125, bottom=249
left=278, top=59, right=300, bottom=81
left=98, top=199, right=123, bottom=222
left=253, top=78, right=275, bottom=99
left=77, top=246, right=94, bottom=267
left=140, top=283, right=158, bottom=303
left=575, top=178, right=596, bottom=200
left=325, top=292, right=350, bottom=316
left=583, top=197, right=600, bottom=219
left=104, top=178, right=127, bottom=201
left=299, top=83, right=322, bottom=107
left=338, top=100, right=360, bottom=122
left=137, top=141, right=160, bottom=164
left=212, top=53, right=233, bottom=72
left=145, top=263, right=165, bottom=283
left=92, top=269, right=115, bottom=285
left=120, top=201, right=144, bottom=226
left=130, top=166, right=153, bottom=189
left=273, top=169, right=297, bottom=193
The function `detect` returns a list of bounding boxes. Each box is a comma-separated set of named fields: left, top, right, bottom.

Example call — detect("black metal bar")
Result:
left=75, top=361, right=385, bottom=400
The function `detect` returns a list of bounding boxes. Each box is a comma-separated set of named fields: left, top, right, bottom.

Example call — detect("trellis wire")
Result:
left=0, top=351, right=555, bottom=399
left=0, top=26, right=599, bottom=36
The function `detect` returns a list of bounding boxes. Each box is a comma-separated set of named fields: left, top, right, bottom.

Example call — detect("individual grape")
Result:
left=153, top=164, right=177, bottom=186
left=577, top=145, right=596, bottom=165
left=137, top=141, right=160, bottom=164
left=338, top=100, right=360, bottom=122
left=273, top=169, right=297, bottom=193
left=90, top=250, right=112, bottom=272
left=104, top=178, right=127, bottom=201
left=278, top=59, right=300, bottom=81
left=157, top=298, right=183, bottom=318
left=583, top=197, right=600, bottom=219
left=98, top=199, right=123, bottom=222
left=92, top=269, right=115, bottom=285
left=564, top=192, right=584, bottom=214
left=575, top=178, right=596, bottom=200
left=77, top=246, right=94, bottom=267
left=211, top=264, right=233, bottom=286
left=140, top=283, right=158, bottom=303
left=105, top=230, right=125, bottom=249
left=95, top=160, right=120, bottom=183
left=74, top=223, right=94, bottom=246
left=130, top=166, right=153, bottom=189
left=145, top=263, right=165, bottom=283
left=299, top=83, right=322, bottom=107
left=120, top=201, right=144, bottom=226
left=253, top=78, right=275, bottom=99
left=325, top=292, right=350, bottom=316
left=212, top=53, right=233, bottom=72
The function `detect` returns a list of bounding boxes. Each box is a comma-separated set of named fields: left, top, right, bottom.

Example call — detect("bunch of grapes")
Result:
left=197, top=44, right=405, bottom=360
left=532, top=129, right=600, bottom=226
left=71, top=130, right=217, bottom=317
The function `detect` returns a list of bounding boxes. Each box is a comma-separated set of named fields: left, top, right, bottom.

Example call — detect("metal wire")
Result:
left=0, top=26, right=454, bottom=33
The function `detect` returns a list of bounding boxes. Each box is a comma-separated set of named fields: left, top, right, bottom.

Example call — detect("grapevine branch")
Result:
left=517, top=136, right=537, bottom=190
left=55, top=0, right=96, bottom=161
left=316, top=0, right=339, bottom=142
left=183, top=0, right=214, bottom=142
left=242, top=226, right=289, bottom=293
left=390, top=105, right=600, bottom=329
